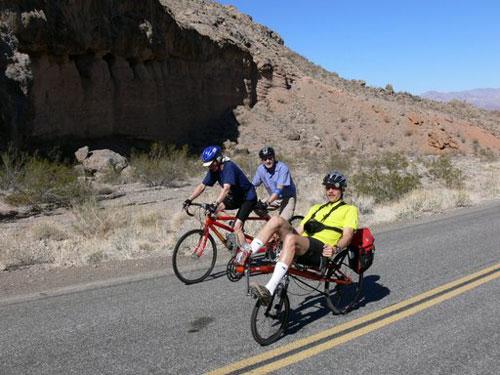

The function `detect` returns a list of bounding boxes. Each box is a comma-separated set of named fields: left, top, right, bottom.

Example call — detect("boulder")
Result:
left=75, top=146, right=89, bottom=162
left=81, top=149, right=128, bottom=174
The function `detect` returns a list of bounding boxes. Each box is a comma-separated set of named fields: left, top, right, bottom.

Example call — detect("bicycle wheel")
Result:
left=324, top=249, right=363, bottom=314
left=288, top=215, right=304, bottom=228
left=250, top=288, right=290, bottom=346
left=172, top=229, right=217, bottom=284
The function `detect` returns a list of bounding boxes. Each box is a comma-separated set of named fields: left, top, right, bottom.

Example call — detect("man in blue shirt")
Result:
left=184, top=145, right=257, bottom=247
left=252, top=146, right=297, bottom=221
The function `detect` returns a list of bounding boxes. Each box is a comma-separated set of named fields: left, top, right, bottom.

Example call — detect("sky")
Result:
left=217, top=0, right=500, bottom=95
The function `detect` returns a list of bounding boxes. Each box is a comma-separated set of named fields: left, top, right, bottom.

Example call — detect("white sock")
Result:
left=265, top=261, right=288, bottom=295
left=250, top=238, right=264, bottom=254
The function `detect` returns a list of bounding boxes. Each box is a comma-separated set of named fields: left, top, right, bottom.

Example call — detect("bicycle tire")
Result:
left=324, top=249, right=363, bottom=314
left=250, top=288, right=290, bottom=346
left=172, top=229, right=217, bottom=284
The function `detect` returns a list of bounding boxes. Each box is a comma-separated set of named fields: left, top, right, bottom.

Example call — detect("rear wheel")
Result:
left=324, top=249, right=363, bottom=314
left=172, top=229, right=217, bottom=284
left=250, top=287, right=290, bottom=346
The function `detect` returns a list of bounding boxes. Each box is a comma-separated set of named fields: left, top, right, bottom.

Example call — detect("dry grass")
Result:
left=0, top=147, right=93, bottom=208
left=31, top=222, right=68, bottom=241
left=130, top=143, right=199, bottom=187
left=0, top=232, right=55, bottom=270
left=0, top=157, right=498, bottom=271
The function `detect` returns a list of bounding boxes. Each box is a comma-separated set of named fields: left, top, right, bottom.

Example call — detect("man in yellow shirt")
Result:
left=248, top=171, right=358, bottom=305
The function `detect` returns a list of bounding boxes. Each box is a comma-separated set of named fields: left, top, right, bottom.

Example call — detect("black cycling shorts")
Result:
left=223, top=195, right=257, bottom=222
left=295, top=237, right=324, bottom=268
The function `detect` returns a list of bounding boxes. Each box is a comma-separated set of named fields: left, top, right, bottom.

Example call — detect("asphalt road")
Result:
left=1, top=203, right=499, bottom=374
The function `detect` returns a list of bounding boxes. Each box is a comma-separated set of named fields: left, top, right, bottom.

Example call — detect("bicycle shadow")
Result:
left=286, top=274, right=390, bottom=337
left=197, top=270, right=229, bottom=283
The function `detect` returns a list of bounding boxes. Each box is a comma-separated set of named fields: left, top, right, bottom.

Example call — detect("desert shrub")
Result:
left=1, top=149, right=93, bottom=207
left=455, top=190, right=472, bottom=207
left=476, top=147, right=497, bottom=162
left=71, top=197, right=128, bottom=238
left=327, top=150, right=353, bottom=174
left=232, top=151, right=258, bottom=176
left=31, top=222, right=68, bottom=241
left=87, top=251, right=105, bottom=265
left=130, top=143, right=198, bottom=187
left=0, top=145, right=28, bottom=190
left=351, top=152, right=421, bottom=203
left=426, top=156, right=464, bottom=188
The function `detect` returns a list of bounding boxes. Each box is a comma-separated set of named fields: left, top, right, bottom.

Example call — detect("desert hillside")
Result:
left=1, top=0, right=499, bottom=155
left=0, top=0, right=499, bottom=272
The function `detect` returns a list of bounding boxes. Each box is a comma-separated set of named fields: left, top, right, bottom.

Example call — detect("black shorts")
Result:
left=223, top=195, right=257, bottom=222
left=295, top=237, right=324, bottom=268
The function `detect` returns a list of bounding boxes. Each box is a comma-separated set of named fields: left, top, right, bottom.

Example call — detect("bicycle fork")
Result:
left=265, top=275, right=289, bottom=315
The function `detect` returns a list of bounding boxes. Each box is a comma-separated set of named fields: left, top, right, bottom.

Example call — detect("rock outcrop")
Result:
left=1, top=0, right=499, bottom=157
left=1, top=0, right=292, bottom=148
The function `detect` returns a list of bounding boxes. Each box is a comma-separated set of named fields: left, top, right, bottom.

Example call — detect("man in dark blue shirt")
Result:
left=184, top=145, right=257, bottom=247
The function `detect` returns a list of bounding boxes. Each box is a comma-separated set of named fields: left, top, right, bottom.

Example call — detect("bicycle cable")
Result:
left=287, top=274, right=323, bottom=297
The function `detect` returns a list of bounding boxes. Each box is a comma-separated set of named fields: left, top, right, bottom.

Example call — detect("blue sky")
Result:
left=217, top=0, right=500, bottom=95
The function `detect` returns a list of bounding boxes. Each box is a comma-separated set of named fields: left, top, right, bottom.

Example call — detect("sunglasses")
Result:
left=325, top=184, right=341, bottom=190
left=261, top=156, right=274, bottom=161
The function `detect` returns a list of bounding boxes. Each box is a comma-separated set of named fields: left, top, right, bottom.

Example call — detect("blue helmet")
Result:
left=201, top=145, right=222, bottom=166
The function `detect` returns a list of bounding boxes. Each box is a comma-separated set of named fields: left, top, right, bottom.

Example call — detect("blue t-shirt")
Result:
left=202, top=160, right=257, bottom=201
left=252, top=161, right=296, bottom=199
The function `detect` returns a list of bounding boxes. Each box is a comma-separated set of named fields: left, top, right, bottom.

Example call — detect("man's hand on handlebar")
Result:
left=207, top=203, right=218, bottom=215
left=322, top=245, right=341, bottom=258
left=183, top=199, right=192, bottom=209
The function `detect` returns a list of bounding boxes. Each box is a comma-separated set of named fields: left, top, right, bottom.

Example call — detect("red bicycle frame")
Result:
left=234, top=260, right=354, bottom=286
left=193, top=211, right=272, bottom=258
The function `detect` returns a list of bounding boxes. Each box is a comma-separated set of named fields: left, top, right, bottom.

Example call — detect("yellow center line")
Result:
left=207, top=263, right=500, bottom=375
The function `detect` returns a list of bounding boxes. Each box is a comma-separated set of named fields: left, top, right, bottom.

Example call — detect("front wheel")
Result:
left=250, top=287, right=290, bottom=346
left=324, top=249, right=363, bottom=314
left=172, top=229, right=217, bottom=284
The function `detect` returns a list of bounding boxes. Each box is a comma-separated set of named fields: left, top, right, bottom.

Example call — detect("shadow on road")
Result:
left=357, top=275, right=391, bottom=309
left=285, top=274, right=390, bottom=338
left=204, top=270, right=229, bottom=282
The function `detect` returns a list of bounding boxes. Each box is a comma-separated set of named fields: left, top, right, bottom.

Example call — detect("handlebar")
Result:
left=183, top=201, right=279, bottom=217
left=184, top=202, right=212, bottom=217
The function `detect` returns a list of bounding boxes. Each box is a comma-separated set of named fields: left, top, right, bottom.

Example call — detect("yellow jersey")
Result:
left=300, top=200, right=358, bottom=246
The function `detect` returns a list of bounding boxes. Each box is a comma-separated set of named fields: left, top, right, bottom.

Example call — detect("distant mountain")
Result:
left=422, top=88, right=500, bottom=111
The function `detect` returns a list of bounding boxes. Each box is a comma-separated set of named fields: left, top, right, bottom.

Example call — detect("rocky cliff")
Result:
left=0, top=0, right=292, bottom=148
left=1, top=0, right=499, bottom=156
